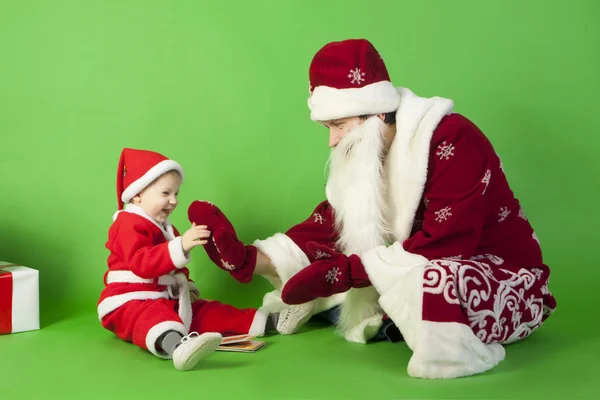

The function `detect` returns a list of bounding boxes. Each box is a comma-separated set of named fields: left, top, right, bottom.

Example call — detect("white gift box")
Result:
left=0, top=262, right=40, bottom=334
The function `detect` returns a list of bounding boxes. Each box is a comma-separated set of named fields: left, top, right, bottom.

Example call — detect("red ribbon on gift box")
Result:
left=0, top=264, right=17, bottom=334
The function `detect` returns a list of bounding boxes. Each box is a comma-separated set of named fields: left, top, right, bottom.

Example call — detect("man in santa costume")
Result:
left=187, top=38, right=557, bottom=378
left=98, top=148, right=272, bottom=371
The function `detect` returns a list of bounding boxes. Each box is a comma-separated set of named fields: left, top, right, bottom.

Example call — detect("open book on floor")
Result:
left=217, top=334, right=265, bottom=353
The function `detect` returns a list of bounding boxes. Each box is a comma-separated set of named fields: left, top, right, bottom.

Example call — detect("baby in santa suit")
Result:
left=97, top=148, right=275, bottom=371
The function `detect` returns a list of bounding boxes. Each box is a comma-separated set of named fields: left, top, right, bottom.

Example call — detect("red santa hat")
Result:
left=307, top=38, right=401, bottom=122
left=116, top=148, right=184, bottom=210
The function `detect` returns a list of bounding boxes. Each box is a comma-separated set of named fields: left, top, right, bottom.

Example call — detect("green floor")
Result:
left=1, top=308, right=597, bottom=399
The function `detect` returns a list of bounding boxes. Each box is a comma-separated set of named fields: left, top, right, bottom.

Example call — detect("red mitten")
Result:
left=187, top=200, right=257, bottom=283
left=281, top=242, right=371, bottom=305
left=284, top=201, right=339, bottom=264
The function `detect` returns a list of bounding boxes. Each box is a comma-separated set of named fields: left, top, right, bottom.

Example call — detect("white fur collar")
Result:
left=385, top=87, right=454, bottom=241
left=113, top=203, right=176, bottom=241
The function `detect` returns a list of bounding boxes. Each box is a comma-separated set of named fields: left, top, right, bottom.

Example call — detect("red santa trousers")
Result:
left=101, top=298, right=267, bottom=359
left=421, top=258, right=555, bottom=344
left=378, top=256, right=556, bottom=378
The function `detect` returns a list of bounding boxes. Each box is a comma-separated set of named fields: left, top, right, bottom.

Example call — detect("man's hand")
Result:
left=181, top=223, right=211, bottom=254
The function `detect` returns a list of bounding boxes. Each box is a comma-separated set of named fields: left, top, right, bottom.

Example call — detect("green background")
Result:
left=1, top=0, right=598, bottom=398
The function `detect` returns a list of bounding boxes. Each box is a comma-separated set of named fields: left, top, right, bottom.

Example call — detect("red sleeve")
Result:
left=110, top=218, right=180, bottom=279
left=285, top=200, right=338, bottom=262
left=402, top=115, right=494, bottom=260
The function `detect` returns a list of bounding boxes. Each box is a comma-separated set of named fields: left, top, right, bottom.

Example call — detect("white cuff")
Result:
left=253, top=233, right=310, bottom=287
left=248, top=309, right=269, bottom=337
left=377, top=259, right=505, bottom=379
left=360, top=241, right=429, bottom=295
left=168, top=237, right=190, bottom=269
left=145, top=321, right=188, bottom=359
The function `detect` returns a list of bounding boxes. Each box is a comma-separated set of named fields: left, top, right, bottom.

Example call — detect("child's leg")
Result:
left=190, top=300, right=273, bottom=337
left=170, top=331, right=223, bottom=371
left=157, top=330, right=185, bottom=355
left=101, top=298, right=187, bottom=357
left=101, top=298, right=222, bottom=370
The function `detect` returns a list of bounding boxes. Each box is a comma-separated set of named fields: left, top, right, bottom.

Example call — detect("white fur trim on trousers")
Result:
left=145, top=321, right=188, bottom=359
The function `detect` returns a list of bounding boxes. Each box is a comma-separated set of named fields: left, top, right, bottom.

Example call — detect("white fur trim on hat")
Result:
left=308, top=81, right=400, bottom=121
left=121, top=159, right=184, bottom=204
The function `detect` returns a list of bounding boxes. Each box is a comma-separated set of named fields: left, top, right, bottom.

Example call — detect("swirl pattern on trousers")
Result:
left=422, top=258, right=554, bottom=344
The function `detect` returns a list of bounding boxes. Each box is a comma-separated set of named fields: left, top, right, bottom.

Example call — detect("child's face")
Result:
left=132, top=171, right=182, bottom=224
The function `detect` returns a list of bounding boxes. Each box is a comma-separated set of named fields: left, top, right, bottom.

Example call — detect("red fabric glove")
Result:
left=281, top=242, right=371, bottom=305
left=187, top=200, right=256, bottom=283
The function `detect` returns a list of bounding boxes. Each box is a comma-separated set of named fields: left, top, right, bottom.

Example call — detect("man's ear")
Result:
left=377, top=113, right=385, bottom=121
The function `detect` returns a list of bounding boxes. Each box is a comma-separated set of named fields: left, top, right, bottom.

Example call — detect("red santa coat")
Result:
left=254, top=88, right=556, bottom=378
left=97, top=204, right=199, bottom=353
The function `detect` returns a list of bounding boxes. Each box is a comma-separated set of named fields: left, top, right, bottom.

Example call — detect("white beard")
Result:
left=325, top=116, right=391, bottom=336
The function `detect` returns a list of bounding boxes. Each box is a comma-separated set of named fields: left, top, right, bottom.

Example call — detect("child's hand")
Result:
left=190, top=291, right=200, bottom=302
left=182, top=223, right=211, bottom=254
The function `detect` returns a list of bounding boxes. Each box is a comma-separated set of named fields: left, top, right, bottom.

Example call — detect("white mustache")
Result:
left=327, top=116, right=386, bottom=173
left=335, top=126, right=365, bottom=159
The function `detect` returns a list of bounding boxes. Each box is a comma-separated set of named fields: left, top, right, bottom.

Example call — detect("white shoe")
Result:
left=276, top=301, right=315, bottom=335
left=172, top=332, right=222, bottom=371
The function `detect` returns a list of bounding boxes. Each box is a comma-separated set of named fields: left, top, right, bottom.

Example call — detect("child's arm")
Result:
left=111, top=219, right=190, bottom=279
left=172, top=225, right=204, bottom=297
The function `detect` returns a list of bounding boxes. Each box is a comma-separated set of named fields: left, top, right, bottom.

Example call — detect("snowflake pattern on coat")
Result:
left=481, top=169, right=491, bottom=194
left=313, top=213, right=326, bottom=224
left=435, top=206, right=453, bottom=222
left=498, top=206, right=511, bottom=222
left=436, top=141, right=455, bottom=160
